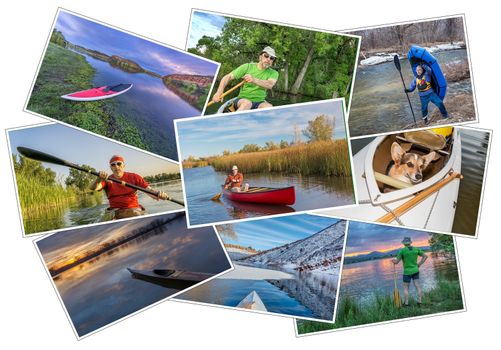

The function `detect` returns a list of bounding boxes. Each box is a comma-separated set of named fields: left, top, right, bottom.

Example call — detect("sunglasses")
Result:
left=110, top=161, right=123, bottom=167
left=262, top=53, right=276, bottom=61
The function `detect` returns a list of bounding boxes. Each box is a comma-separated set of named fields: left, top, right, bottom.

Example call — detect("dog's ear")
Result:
left=391, top=142, right=406, bottom=165
left=422, top=151, right=436, bottom=169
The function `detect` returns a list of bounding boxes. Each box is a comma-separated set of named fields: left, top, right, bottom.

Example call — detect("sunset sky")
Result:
left=345, top=221, right=431, bottom=257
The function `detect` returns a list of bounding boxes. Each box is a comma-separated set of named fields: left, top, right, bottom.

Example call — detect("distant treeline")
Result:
left=143, top=172, right=181, bottom=183
left=352, top=17, right=465, bottom=54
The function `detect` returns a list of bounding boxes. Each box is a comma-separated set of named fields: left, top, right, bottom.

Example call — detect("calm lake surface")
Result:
left=176, top=263, right=339, bottom=320
left=25, top=180, right=183, bottom=234
left=183, top=166, right=354, bottom=226
left=350, top=128, right=489, bottom=236
left=46, top=215, right=230, bottom=337
left=75, top=50, right=201, bottom=159
left=340, top=255, right=459, bottom=305
left=349, top=49, right=471, bottom=136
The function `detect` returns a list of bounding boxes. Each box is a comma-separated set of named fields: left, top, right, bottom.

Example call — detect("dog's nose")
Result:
left=415, top=173, right=422, bottom=180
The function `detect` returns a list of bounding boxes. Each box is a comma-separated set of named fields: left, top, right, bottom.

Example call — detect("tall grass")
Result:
left=16, top=171, right=76, bottom=221
left=210, top=140, right=351, bottom=176
left=297, top=280, right=463, bottom=334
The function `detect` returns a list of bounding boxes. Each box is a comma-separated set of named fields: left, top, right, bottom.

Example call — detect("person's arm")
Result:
left=90, top=171, right=108, bottom=191
left=392, top=250, right=402, bottom=264
left=422, top=64, right=432, bottom=74
left=223, top=175, right=231, bottom=189
left=417, top=252, right=428, bottom=267
left=212, top=73, right=234, bottom=102
left=243, top=74, right=277, bottom=90
left=406, top=79, right=416, bottom=93
left=145, top=186, right=169, bottom=200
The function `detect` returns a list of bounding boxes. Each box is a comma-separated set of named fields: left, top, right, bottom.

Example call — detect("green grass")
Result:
left=27, top=43, right=147, bottom=150
left=297, top=280, right=464, bottom=335
left=210, top=140, right=351, bottom=176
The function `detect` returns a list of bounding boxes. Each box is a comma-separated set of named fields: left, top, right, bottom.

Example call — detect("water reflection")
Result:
left=184, top=166, right=354, bottom=225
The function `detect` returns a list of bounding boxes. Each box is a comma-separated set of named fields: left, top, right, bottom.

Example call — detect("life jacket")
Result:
left=416, top=74, right=431, bottom=92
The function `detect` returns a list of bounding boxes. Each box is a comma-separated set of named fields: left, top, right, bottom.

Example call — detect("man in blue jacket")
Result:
left=406, top=64, right=449, bottom=124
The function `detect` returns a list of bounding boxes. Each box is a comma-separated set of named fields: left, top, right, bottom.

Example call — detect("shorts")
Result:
left=403, top=272, right=420, bottom=283
left=110, top=207, right=145, bottom=220
left=233, top=98, right=265, bottom=110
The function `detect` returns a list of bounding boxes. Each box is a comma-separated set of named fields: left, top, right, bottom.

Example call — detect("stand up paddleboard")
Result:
left=61, top=83, right=133, bottom=101
left=407, top=46, right=447, bottom=100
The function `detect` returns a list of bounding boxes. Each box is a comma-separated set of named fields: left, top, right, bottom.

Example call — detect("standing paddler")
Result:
left=90, top=155, right=169, bottom=219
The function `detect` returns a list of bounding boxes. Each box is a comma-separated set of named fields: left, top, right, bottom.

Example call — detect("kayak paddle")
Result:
left=393, top=55, right=417, bottom=126
left=17, top=147, right=184, bottom=206
left=207, top=80, right=245, bottom=107
left=393, top=263, right=402, bottom=308
left=211, top=192, right=222, bottom=201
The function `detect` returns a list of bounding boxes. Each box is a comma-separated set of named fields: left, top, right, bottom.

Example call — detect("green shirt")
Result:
left=397, top=246, right=424, bottom=275
left=231, top=63, right=279, bottom=102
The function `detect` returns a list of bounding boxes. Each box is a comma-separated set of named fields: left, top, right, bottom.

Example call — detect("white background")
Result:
left=1, top=0, right=498, bottom=348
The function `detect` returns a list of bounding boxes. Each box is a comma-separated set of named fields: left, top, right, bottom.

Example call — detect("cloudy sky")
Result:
left=176, top=100, right=347, bottom=158
left=55, top=10, right=218, bottom=76
left=219, top=214, right=341, bottom=251
left=187, top=11, right=226, bottom=49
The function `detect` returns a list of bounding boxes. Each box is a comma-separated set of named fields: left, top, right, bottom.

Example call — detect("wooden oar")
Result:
left=376, top=171, right=462, bottom=224
left=393, top=264, right=402, bottom=308
left=17, top=147, right=184, bottom=206
left=211, top=191, right=222, bottom=201
left=206, top=80, right=245, bottom=107
left=394, top=55, right=417, bottom=126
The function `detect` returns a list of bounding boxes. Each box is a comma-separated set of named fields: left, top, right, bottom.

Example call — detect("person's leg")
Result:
left=420, top=95, right=430, bottom=123
left=413, top=276, right=423, bottom=304
left=403, top=282, right=410, bottom=305
left=236, top=98, right=252, bottom=111
left=256, top=101, right=273, bottom=109
left=430, top=93, right=448, bottom=118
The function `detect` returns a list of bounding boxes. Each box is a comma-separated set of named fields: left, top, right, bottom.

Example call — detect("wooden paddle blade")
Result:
left=17, top=147, right=68, bottom=166
left=393, top=289, right=401, bottom=308
left=211, top=192, right=222, bottom=201
left=393, top=55, right=401, bottom=70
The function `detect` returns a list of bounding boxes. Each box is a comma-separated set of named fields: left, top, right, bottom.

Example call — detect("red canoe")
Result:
left=222, top=186, right=295, bottom=205
left=61, top=83, right=133, bottom=101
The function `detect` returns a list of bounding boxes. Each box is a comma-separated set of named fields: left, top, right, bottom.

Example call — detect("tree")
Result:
left=302, top=114, right=334, bottom=142
left=222, top=149, right=231, bottom=156
left=239, top=144, right=261, bottom=153
left=65, top=165, right=97, bottom=191
left=428, top=233, right=455, bottom=254
left=216, top=224, right=238, bottom=240
left=279, top=140, right=289, bottom=149
left=265, top=141, right=279, bottom=151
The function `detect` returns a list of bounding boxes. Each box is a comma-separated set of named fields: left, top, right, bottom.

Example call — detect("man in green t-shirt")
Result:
left=392, top=236, right=428, bottom=307
left=211, top=46, right=279, bottom=111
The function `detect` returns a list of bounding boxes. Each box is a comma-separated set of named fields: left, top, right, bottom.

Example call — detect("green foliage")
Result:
left=143, top=173, right=181, bottom=183
left=239, top=144, right=261, bottom=153
left=193, top=18, right=359, bottom=103
left=50, top=29, right=67, bottom=47
left=428, top=233, right=455, bottom=254
left=302, top=114, right=334, bottom=142
left=65, top=165, right=97, bottom=191
left=279, top=140, right=289, bottom=149
left=297, top=280, right=463, bottom=334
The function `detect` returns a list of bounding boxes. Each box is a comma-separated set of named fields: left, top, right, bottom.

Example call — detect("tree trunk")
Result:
left=283, top=61, right=289, bottom=92
left=290, top=45, right=314, bottom=94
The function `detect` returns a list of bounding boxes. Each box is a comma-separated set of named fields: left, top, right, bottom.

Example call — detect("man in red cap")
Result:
left=90, top=155, right=169, bottom=219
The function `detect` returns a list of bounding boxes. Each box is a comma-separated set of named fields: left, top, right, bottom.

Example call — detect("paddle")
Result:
left=207, top=80, right=245, bottom=107
left=17, top=147, right=184, bottom=206
left=393, top=55, right=417, bottom=126
left=211, top=190, right=223, bottom=201
left=393, top=264, right=402, bottom=308
left=376, top=171, right=462, bottom=224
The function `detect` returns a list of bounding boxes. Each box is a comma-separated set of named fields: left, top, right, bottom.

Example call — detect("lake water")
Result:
left=340, top=255, right=459, bottom=305
left=45, top=215, right=230, bottom=337
left=183, top=166, right=354, bottom=226
left=176, top=262, right=339, bottom=320
left=25, top=180, right=183, bottom=235
left=76, top=51, right=201, bottom=159
left=349, top=49, right=472, bottom=136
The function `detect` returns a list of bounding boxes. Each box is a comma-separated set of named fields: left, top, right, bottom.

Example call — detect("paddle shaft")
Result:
left=17, top=147, right=184, bottom=206
left=207, top=80, right=245, bottom=107
left=377, top=171, right=463, bottom=224
left=394, top=55, right=417, bottom=126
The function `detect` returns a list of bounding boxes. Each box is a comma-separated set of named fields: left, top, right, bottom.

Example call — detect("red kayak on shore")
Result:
left=61, top=83, right=133, bottom=101
left=222, top=186, right=295, bottom=205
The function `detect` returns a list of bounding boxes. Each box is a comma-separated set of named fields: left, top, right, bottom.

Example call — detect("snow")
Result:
left=360, top=54, right=398, bottom=66
left=217, top=264, right=294, bottom=280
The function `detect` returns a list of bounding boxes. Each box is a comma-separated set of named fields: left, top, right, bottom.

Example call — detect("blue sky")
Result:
left=346, top=221, right=432, bottom=256
left=8, top=123, right=179, bottom=181
left=56, top=10, right=218, bottom=76
left=176, top=100, right=347, bottom=158
left=219, top=214, right=340, bottom=251
left=188, top=11, right=226, bottom=49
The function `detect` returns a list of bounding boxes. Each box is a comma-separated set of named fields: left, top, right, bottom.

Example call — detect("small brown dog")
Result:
left=388, top=142, right=436, bottom=184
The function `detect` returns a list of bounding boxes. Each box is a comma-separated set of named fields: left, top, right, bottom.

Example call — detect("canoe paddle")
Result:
left=393, top=264, right=402, bottom=308
left=207, top=80, right=245, bottom=107
left=17, top=147, right=184, bottom=206
left=393, top=55, right=417, bottom=126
